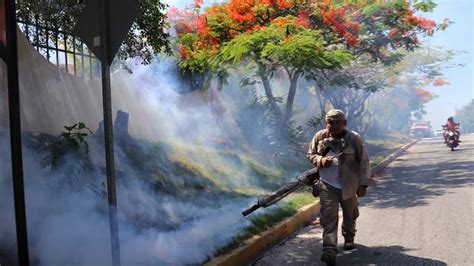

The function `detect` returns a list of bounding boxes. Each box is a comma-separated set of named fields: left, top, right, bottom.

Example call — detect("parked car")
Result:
left=409, top=121, right=432, bottom=138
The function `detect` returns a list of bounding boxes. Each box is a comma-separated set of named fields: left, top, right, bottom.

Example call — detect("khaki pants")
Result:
left=319, top=181, right=359, bottom=253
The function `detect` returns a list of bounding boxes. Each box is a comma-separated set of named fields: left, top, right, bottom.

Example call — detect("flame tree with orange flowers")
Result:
left=169, top=0, right=447, bottom=139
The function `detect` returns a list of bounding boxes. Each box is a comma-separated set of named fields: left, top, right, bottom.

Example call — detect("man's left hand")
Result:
left=357, top=186, right=368, bottom=197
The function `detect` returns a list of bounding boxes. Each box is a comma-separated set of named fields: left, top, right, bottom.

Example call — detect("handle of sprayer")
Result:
left=242, top=204, right=260, bottom=216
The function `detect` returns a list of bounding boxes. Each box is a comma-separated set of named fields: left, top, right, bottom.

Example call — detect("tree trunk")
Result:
left=257, top=64, right=283, bottom=120
left=282, top=71, right=301, bottom=127
left=314, top=81, right=329, bottom=113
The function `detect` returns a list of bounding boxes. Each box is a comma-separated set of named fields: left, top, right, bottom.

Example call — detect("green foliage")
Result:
left=120, top=0, right=172, bottom=64
left=455, top=100, right=474, bottom=133
left=307, top=112, right=327, bottom=129
left=357, top=0, right=442, bottom=63
left=213, top=27, right=279, bottom=67
left=215, top=17, right=352, bottom=75
left=412, top=0, right=438, bottom=12
left=61, top=122, right=93, bottom=153
left=38, top=122, right=93, bottom=171
left=261, top=30, right=352, bottom=73
left=177, top=33, right=212, bottom=73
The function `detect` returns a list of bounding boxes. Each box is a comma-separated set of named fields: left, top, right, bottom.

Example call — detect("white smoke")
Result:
left=0, top=51, right=263, bottom=265
left=0, top=132, right=254, bottom=265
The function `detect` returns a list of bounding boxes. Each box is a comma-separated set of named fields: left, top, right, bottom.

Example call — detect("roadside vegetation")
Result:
left=455, top=100, right=474, bottom=133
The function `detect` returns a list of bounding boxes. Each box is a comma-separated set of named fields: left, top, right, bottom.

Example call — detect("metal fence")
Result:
left=17, top=16, right=102, bottom=79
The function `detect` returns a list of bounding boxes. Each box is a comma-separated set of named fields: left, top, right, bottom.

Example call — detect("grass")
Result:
left=130, top=140, right=294, bottom=196
left=366, top=133, right=410, bottom=166
left=214, top=192, right=316, bottom=256
left=370, top=155, right=388, bottom=167
left=168, top=141, right=296, bottom=193
left=240, top=155, right=283, bottom=180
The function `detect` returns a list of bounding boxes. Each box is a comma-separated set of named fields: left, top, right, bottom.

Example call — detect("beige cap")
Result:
left=326, top=109, right=346, bottom=121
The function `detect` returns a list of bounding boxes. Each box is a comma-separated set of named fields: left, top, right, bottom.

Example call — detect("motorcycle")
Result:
left=442, top=125, right=460, bottom=151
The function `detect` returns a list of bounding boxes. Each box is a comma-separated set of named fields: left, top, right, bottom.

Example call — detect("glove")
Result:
left=357, top=185, right=368, bottom=197
left=312, top=180, right=322, bottom=197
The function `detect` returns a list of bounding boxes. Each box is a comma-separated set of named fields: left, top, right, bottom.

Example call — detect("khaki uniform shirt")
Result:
left=307, top=129, right=371, bottom=200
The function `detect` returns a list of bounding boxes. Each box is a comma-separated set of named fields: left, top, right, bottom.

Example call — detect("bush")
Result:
left=456, top=100, right=474, bottom=133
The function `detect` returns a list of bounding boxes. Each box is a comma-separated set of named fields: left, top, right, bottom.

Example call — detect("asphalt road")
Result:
left=254, top=134, right=474, bottom=266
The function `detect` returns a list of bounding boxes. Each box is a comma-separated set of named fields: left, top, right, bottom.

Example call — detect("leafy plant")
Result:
left=455, top=100, right=474, bottom=133
left=38, top=122, right=93, bottom=171
left=61, top=122, right=93, bottom=153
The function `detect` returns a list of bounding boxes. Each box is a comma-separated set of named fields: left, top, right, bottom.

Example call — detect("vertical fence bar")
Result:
left=64, top=32, right=68, bottom=73
left=72, top=36, right=76, bottom=75
left=5, top=0, right=30, bottom=265
left=55, top=28, right=59, bottom=67
left=81, top=43, right=85, bottom=79
left=24, top=16, right=29, bottom=40
left=45, top=22, right=50, bottom=60
left=34, top=15, right=38, bottom=52
left=89, top=49, right=93, bottom=79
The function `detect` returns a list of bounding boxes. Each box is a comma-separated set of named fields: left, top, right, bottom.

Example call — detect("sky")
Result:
left=163, top=0, right=474, bottom=127
left=421, top=0, right=474, bottom=127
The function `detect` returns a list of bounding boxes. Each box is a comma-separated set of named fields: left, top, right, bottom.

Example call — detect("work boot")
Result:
left=343, top=239, right=355, bottom=250
left=320, top=250, right=336, bottom=266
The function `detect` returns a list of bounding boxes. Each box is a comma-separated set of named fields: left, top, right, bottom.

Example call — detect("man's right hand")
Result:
left=321, top=156, right=333, bottom=167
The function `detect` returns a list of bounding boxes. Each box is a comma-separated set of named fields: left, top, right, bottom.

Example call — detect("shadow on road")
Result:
left=337, top=244, right=447, bottom=265
left=360, top=140, right=473, bottom=209
left=253, top=238, right=447, bottom=266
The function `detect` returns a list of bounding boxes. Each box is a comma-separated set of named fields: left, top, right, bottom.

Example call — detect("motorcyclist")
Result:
left=443, top=117, right=460, bottom=143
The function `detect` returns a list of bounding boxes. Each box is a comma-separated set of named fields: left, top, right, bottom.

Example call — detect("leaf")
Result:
left=239, top=77, right=257, bottom=87
left=201, top=75, right=212, bottom=91
left=413, top=1, right=437, bottom=12
left=64, top=123, right=77, bottom=131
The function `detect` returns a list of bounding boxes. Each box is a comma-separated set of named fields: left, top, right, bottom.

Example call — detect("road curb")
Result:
left=204, top=201, right=321, bottom=266
left=370, top=139, right=419, bottom=176
left=206, top=139, right=419, bottom=266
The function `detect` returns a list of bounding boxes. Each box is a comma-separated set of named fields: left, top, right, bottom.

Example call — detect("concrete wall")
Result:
left=16, top=29, right=103, bottom=135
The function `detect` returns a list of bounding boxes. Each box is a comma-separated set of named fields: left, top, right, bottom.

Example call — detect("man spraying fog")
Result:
left=307, top=109, right=372, bottom=265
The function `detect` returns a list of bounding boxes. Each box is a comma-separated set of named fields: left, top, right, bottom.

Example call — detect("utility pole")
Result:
left=99, top=0, right=120, bottom=265
left=74, top=1, right=140, bottom=264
